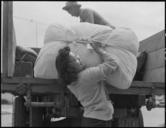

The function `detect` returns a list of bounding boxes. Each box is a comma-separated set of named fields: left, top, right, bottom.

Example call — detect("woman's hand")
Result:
left=90, top=42, right=105, bottom=62
left=90, top=42, right=102, bottom=53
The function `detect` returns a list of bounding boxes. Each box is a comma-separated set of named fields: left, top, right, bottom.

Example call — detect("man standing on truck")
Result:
left=62, top=1, right=116, bottom=29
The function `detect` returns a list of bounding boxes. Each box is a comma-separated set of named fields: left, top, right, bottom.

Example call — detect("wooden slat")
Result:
left=1, top=77, right=65, bottom=95
left=1, top=77, right=60, bottom=85
left=106, top=81, right=165, bottom=95
left=2, top=77, right=165, bottom=88
left=143, top=67, right=165, bottom=82
left=139, top=30, right=165, bottom=53
left=2, top=82, right=164, bottom=96
left=1, top=77, right=165, bottom=95
left=106, top=84, right=164, bottom=95
left=25, top=102, right=55, bottom=107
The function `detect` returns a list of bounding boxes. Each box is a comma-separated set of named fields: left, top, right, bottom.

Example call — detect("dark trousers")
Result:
left=81, top=117, right=112, bottom=127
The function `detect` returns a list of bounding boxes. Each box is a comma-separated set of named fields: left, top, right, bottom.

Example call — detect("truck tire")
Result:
left=113, top=109, right=144, bottom=127
left=13, top=96, right=27, bottom=127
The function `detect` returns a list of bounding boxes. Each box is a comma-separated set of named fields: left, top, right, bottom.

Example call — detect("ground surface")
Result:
left=1, top=104, right=165, bottom=127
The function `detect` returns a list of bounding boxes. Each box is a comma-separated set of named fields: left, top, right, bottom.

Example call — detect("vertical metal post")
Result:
left=1, top=2, right=4, bottom=74
left=1, top=1, right=16, bottom=77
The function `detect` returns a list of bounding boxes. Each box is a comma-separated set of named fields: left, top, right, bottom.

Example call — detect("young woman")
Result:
left=56, top=44, right=118, bottom=127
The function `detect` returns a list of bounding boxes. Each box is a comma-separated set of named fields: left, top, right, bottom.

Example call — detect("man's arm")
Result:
left=80, top=9, right=94, bottom=23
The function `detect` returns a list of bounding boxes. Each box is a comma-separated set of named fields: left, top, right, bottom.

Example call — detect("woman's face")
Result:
left=68, top=52, right=83, bottom=71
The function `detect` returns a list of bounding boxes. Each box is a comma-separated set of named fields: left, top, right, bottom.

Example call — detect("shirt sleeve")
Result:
left=80, top=9, right=94, bottom=23
left=98, top=48, right=119, bottom=76
left=78, top=52, right=118, bottom=84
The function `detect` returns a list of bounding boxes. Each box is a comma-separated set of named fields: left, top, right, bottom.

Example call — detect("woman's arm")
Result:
left=78, top=50, right=118, bottom=83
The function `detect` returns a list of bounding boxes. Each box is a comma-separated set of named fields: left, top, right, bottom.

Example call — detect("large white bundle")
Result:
left=44, top=23, right=111, bottom=44
left=44, top=24, right=76, bottom=44
left=91, top=27, right=139, bottom=89
left=34, top=41, right=67, bottom=79
left=70, top=23, right=139, bottom=56
left=34, top=23, right=139, bottom=89
left=70, top=23, right=111, bottom=39
left=104, top=47, right=137, bottom=89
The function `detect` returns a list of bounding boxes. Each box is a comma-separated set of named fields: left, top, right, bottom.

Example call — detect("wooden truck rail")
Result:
left=1, top=76, right=165, bottom=122
left=2, top=76, right=165, bottom=110
left=1, top=77, right=165, bottom=96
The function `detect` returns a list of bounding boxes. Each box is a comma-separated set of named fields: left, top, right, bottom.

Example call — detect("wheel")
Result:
left=13, top=96, right=27, bottom=127
left=112, top=109, right=144, bottom=127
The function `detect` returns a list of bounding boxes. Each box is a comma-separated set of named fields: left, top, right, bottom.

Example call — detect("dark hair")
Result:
left=56, top=46, right=80, bottom=85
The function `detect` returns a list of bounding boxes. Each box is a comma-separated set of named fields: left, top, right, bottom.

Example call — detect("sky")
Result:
left=13, top=1, right=165, bottom=47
